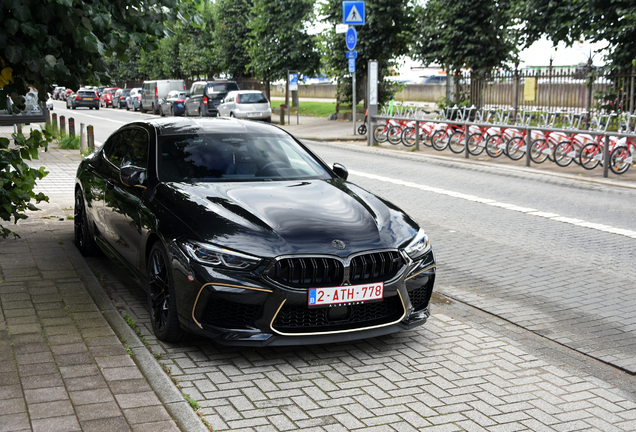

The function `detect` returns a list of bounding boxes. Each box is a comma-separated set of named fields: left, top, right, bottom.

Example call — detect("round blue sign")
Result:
left=346, top=27, right=357, bottom=51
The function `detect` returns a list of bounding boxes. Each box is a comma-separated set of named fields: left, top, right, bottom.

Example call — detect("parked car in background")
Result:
left=126, top=88, right=142, bottom=111
left=185, top=80, right=239, bottom=117
left=114, top=88, right=132, bottom=109
left=62, top=88, right=73, bottom=100
left=159, top=90, right=188, bottom=116
left=97, top=86, right=106, bottom=97
left=100, top=87, right=119, bottom=107
left=73, top=117, right=436, bottom=345
left=47, top=94, right=54, bottom=111
left=67, top=88, right=100, bottom=110
left=141, top=80, right=186, bottom=115
left=53, top=87, right=66, bottom=100
left=217, top=90, right=271, bottom=122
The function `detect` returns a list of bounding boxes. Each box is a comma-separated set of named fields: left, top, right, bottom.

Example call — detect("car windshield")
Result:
left=159, top=133, right=331, bottom=183
left=238, top=93, right=268, bottom=104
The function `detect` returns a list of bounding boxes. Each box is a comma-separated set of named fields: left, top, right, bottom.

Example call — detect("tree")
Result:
left=246, top=0, right=320, bottom=99
left=213, top=0, right=253, bottom=80
left=0, top=0, right=182, bottom=108
left=0, top=0, right=183, bottom=238
left=320, top=0, right=414, bottom=106
left=517, top=0, right=636, bottom=70
left=412, top=0, right=517, bottom=75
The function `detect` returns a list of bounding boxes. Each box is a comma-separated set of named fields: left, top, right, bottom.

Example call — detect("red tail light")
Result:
left=236, top=96, right=240, bottom=104
left=121, top=96, right=124, bottom=100
left=203, top=96, right=208, bottom=105
left=175, top=99, right=185, bottom=103
left=75, top=95, right=81, bottom=99
left=155, top=87, right=158, bottom=99
left=136, top=96, right=141, bottom=100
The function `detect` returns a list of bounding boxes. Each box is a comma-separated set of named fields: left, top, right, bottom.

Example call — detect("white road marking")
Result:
left=350, top=170, right=636, bottom=240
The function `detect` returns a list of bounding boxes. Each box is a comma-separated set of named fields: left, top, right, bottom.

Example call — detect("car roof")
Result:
left=125, top=117, right=288, bottom=138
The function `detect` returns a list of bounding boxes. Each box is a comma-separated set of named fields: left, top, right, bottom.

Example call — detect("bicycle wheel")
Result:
left=448, top=130, right=465, bottom=154
left=506, top=136, right=526, bottom=160
left=579, top=143, right=602, bottom=170
left=431, top=130, right=449, bottom=151
left=529, top=138, right=551, bottom=164
left=553, top=141, right=575, bottom=167
left=468, top=133, right=485, bottom=155
left=387, top=126, right=402, bottom=145
left=401, top=127, right=415, bottom=147
left=373, top=125, right=388, bottom=143
left=609, top=146, right=633, bottom=175
left=485, top=134, right=505, bottom=158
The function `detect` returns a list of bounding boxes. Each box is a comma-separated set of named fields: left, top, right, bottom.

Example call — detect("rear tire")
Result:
left=529, top=138, right=550, bottom=164
left=431, top=130, right=449, bottom=151
left=74, top=189, right=99, bottom=257
left=147, top=242, right=187, bottom=342
left=506, top=136, right=526, bottom=160
left=579, top=143, right=602, bottom=170
left=553, top=142, right=575, bottom=167
left=387, top=126, right=402, bottom=145
left=401, top=126, right=415, bottom=147
left=609, top=146, right=632, bottom=175
left=467, top=133, right=485, bottom=155
left=373, top=125, right=389, bottom=143
left=485, top=134, right=505, bottom=158
left=448, top=130, right=465, bottom=154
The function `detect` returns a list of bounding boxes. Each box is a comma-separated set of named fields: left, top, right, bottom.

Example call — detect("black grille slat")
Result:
left=273, top=296, right=403, bottom=333
left=268, top=251, right=404, bottom=289
left=201, top=299, right=261, bottom=329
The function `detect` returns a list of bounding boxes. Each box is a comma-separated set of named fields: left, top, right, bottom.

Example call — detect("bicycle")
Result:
left=552, top=112, right=595, bottom=167
left=485, top=109, right=514, bottom=158
left=578, top=113, right=618, bottom=170
left=505, top=110, right=536, bottom=161
left=609, top=113, right=636, bottom=174
left=429, top=106, right=467, bottom=152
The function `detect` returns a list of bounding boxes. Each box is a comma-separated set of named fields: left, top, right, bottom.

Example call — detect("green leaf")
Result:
left=5, top=19, right=20, bottom=36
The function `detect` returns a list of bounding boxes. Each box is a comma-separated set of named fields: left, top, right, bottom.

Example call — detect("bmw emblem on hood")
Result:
left=332, top=239, right=346, bottom=250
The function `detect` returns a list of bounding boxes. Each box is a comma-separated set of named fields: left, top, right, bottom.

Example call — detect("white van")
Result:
left=141, top=79, right=186, bottom=114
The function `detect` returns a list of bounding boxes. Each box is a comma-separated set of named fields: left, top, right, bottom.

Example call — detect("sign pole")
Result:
left=352, top=70, right=356, bottom=134
left=367, top=60, right=378, bottom=147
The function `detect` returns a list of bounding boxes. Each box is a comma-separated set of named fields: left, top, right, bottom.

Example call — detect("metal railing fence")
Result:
left=368, top=112, right=636, bottom=178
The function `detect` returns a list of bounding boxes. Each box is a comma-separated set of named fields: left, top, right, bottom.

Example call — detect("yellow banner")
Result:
left=524, top=77, right=537, bottom=101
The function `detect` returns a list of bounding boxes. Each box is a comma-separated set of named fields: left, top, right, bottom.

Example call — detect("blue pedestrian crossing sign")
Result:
left=343, top=1, right=365, bottom=25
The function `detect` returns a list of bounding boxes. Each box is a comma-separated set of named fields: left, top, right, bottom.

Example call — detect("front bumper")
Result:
left=172, top=247, right=435, bottom=346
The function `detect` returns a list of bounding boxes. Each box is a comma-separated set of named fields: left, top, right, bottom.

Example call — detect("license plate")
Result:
left=247, top=112, right=262, bottom=117
left=84, top=98, right=92, bottom=100
left=308, top=283, right=384, bottom=306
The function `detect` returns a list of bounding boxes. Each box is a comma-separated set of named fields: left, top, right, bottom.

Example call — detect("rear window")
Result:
left=122, top=89, right=131, bottom=96
left=78, top=91, right=96, bottom=98
left=238, top=93, right=268, bottom=104
left=107, top=89, right=117, bottom=94
left=206, top=83, right=240, bottom=94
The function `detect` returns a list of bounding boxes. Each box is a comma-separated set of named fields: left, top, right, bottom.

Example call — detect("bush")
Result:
left=0, top=129, right=51, bottom=238
left=58, top=135, right=80, bottom=150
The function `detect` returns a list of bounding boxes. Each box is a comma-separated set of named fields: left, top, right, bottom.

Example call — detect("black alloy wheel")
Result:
left=74, top=189, right=99, bottom=256
left=147, top=242, right=186, bottom=342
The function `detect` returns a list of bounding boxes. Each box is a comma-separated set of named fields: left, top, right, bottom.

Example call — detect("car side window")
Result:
left=103, top=131, right=130, bottom=167
left=121, top=130, right=149, bottom=169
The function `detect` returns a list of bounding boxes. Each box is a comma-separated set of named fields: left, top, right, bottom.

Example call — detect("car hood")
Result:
left=155, top=179, right=419, bottom=258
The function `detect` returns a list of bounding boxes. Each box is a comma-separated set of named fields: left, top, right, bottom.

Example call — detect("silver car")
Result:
left=126, top=88, right=142, bottom=111
left=217, top=90, right=272, bottom=122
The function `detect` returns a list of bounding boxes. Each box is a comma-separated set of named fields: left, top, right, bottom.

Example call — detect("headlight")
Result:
left=404, top=228, right=431, bottom=259
left=181, top=241, right=261, bottom=270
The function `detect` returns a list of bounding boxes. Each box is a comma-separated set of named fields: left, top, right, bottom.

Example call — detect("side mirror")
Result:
left=120, top=165, right=147, bottom=189
left=332, top=163, right=348, bottom=181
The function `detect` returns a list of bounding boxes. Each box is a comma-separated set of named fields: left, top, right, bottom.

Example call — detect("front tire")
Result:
left=485, top=134, right=505, bottom=158
left=467, top=133, right=485, bottom=155
left=147, top=242, right=187, bottom=342
left=373, top=125, right=389, bottom=143
left=553, top=142, right=575, bottom=167
left=387, top=126, right=402, bottom=145
left=529, top=138, right=550, bottom=164
left=579, top=143, right=602, bottom=170
left=431, top=130, right=449, bottom=151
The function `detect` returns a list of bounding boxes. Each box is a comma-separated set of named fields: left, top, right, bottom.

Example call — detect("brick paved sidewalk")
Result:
left=0, top=148, right=205, bottom=431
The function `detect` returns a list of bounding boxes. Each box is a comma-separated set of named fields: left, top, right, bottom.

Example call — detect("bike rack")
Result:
left=370, top=109, right=636, bottom=178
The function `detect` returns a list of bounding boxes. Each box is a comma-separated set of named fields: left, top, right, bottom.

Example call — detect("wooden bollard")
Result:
left=60, top=115, right=66, bottom=136
left=69, top=118, right=75, bottom=138
left=52, top=113, right=58, bottom=133
left=87, top=125, right=94, bottom=151
left=80, top=123, right=86, bottom=153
